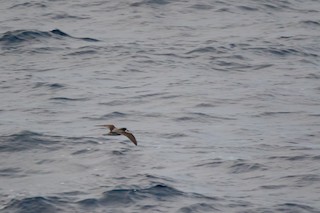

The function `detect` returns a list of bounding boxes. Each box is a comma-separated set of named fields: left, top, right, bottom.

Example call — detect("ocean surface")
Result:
left=1, top=0, right=320, bottom=212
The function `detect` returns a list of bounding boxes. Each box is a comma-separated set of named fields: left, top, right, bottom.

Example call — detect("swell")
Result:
left=78, top=184, right=184, bottom=208
left=0, top=131, right=99, bottom=152
left=0, top=131, right=61, bottom=152
left=0, top=29, right=99, bottom=45
left=2, top=184, right=221, bottom=211
left=194, top=159, right=268, bottom=174
left=244, top=46, right=319, bottom=58
left=244, top=203, right=320, bottom=213
left=2, top=196, right=66, bottom=213
left=33, top=82, right=65, bottom=89
left=76, top=180, right=224, bottom=212
left=184, top=42, right=318, bottom=66
left=49, top=97, right=89, bottom=102
left=174, top=112, right=236, bottom=123
left=0, top=167, right=26, bottom=178
left=229, top=162, right=267, bottom=174
left=280, top=174, right=320, bottom=187
left=84, top=111, right=128, bottom=120
left=178, top=203, right=220, bottom=213
left=9, top=2, right=47, bottom=9
left=130, top=0, right=170, bottom=7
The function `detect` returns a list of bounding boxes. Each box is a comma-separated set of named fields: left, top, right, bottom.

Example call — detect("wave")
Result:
left=304, top=73, right=320, bottom=79
left=301, top=20, right=320, bottom=27
left=9, top=194, right=317, bottom=213
left=0, top=131, right=61, bottom=152
left=0, top=131, right=98, bottom=153
left=243, top=203, right=319, bottom=213
left=195, top=103, right=216, bottom=108
left=33, top=82, right=65, bottom=89
left=130, top=0, right=169, bottom=7
left=253, top=111, right=301, bottom=117
left=159, top=133, right=188, bottom=139
left=46, top=13, right=89, bottom=20
left=174, top=112, right=236, bottom=123
left=195, top=159, right=268, bottom=174
left=0, top=29, right=99, bottom=45
left=186, top=46, right=221, bottom=54
left=312, top=155, right=320, bottom=160
left=78, top=182, right=220, bottom=210
left=275, top=203, right=319, bottom=213
left=2, top=196, right=64, bottom=213
left=280, top=174, right=320, bottom=187
left=9, top=2, right=47, bottom=9
left=245, top=46, right=318, bottom=57
left=178, top=202, right=220, bottom=212
left=78, top=184, right=184, bottom=208
left=2, top=188, right=182, bottom=213
left=260, top=184, right=287, bottom=189
left=0, top=167, right=26, bottom=178
left=98, top=100, right=130, bottom=106
left=141, top=173, right=177, bottom=184
left=237, top=5, right=259, bottom=11
left=49, top=97, right=89, bottom=101
left=190, top=4, right=214, bottom=10
left=71, top=148, right=98, bottom=155
left=308, top=114, right=320, bottom=117
left=229, top=162, right=267, bottom=174
left=194, top=158, right=223, bottom=168
left=268, top=155, right=310, bottom=161
left=64, top=49, right=98, bottom=56
left=85, top=111, right=128, bottom=120
left=78, top=183, right=221, bottom=212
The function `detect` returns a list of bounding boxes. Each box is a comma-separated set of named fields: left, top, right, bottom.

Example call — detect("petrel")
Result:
left=97, top=124, right=137, bottom=146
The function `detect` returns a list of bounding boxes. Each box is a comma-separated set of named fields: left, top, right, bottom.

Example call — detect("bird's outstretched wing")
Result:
left=96, top=124, right=115, bottom=131
left=120, top=132, right=137, bottom=146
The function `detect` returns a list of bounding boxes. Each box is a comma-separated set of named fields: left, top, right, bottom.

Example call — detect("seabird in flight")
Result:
left=97, top=124, right=137, bottom=146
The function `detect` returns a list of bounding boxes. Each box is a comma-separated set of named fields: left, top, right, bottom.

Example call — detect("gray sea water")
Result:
left=1, top=0, right=320, bottom=212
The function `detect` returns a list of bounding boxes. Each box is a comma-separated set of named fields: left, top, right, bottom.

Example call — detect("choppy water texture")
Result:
left=1, top=0, right=320, bottom=212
